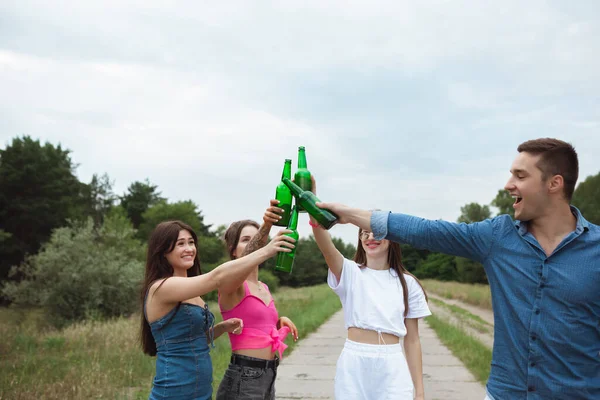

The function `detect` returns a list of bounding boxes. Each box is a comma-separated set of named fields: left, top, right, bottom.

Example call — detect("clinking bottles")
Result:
left=274, top=205, right=299, bottom=273
left=274, top=159, right=292, bottom=227
left=282, top=178, right=338, bottom=230
left=294, top=146, right=312, bottom=212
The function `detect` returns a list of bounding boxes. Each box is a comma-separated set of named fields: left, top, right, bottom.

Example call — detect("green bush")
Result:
left=2, top=214, right=144, bottom=328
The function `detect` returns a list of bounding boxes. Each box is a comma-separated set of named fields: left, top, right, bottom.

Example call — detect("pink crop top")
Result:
left=219, top=281, right=290, bottom=358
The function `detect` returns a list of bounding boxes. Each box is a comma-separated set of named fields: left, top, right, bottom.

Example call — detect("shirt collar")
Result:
left=514, top=205, right=590, bottom=235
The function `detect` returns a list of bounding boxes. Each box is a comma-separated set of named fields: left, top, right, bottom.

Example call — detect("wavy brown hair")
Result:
left=354, top=228, right=427, bottom=317
left=140, top=220, right=201, bottom=356
left=223, top=219, right=260, bottom=260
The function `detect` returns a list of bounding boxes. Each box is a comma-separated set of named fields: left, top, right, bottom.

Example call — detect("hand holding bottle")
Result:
left=263, top=199, right=285, bottom=226
left=263, top=229, right=295, bottom=258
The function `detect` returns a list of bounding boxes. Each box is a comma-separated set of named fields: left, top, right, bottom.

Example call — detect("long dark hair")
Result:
left=140, top=220, right=202, bottom=356
left=223, top=219, right=260, bottom=260
left=354, top=228, right=427, bottom=317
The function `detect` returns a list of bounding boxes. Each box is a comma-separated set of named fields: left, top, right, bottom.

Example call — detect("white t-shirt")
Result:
left=328, top=257, right=431, bottom=338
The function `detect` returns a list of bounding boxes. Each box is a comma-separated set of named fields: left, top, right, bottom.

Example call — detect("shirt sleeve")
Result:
left=371, top=211, right=497, bottom=264
left=405, top=275, right=432, bottom=319
left=327, top=258, right=357, bottom=301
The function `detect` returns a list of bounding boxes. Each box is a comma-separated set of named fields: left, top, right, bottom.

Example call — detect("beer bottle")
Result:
left=274, top=159, right=292, bottom=227
left=275, top=205, right=299, bottom=273
left=282, top=177, right=338, bottom=230
left=294, top=146, right=312, bottom=212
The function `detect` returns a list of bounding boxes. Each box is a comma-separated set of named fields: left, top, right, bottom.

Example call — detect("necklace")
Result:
left=248, top=280, right=263, bottom=291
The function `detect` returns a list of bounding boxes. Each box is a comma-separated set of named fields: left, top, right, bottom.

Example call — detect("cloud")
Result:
left=1, top=1, right=599, bottom=246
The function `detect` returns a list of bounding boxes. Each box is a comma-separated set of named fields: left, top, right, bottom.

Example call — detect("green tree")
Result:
left=400, top=244, right=430, bottom=272
left=572, top=172, right=600, bottom=225
left=0, top=136, right=86, bottom=285
left=137, top=200, right=212, bottom=241
left=277, top=236, right=355, bottom=287
left=2, top=213, right=144, bottom=327
left=413, top=253, right=457, bottom=281
left=120, top=179, right=165, bottom=229
left=455, top=201, right=490, bottom=283
left=491, top=189, right=515, bottom=218
left=457, top=202, right=492, bottom=224
left=85, top=173, right=117, bottom=227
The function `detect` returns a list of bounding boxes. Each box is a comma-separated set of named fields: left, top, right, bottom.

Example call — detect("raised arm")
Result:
left=149, top=230, right=295, bottom=304
left=315, top=203, right=496, bottom=263
left=241, top=199, right=283, bottom=257
left=310, top=176, right=344, bottom=280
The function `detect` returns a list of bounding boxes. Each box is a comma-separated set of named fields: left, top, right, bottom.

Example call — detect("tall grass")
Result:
left=422, top=279, right=492, bottom=309
left=0, top=284, right=341, bottom=399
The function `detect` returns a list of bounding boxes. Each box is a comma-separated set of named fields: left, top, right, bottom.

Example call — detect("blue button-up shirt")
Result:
left=371, top=207, right=600, bottom=399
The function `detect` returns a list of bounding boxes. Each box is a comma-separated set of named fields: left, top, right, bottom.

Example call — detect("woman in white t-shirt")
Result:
left=310, top=178, right=430, bottom=400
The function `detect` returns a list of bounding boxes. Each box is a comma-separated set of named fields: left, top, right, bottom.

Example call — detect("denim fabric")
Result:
left=371, top=207, right=600, bottom=399
left=148, top=303, right=215, bottom=400
left=215, top=355, right=277, bottom=400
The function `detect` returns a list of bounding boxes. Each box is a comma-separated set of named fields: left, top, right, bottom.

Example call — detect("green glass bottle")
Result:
left=275, top=205, right=299, bottom=273
left=282, top=177, right=339, bottom=230
left=274, top=159, right=292, bottom=227
left=294, top=146, right=312, bottom=212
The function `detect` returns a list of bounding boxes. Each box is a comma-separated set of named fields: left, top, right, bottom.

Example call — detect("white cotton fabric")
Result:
left=327, top=258, right=431, bottom=338
left=334, top=339, right=414, bottom=400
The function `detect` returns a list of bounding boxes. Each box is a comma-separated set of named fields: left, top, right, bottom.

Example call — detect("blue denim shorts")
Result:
left=215, top=354, right=279, bottom=400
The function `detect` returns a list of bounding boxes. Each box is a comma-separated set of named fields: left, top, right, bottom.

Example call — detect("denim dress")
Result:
left=147, top=302, right=215, bottom=399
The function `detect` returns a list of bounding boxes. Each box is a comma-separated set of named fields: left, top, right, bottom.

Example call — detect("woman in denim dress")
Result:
left=140, top=220, right=295, bottom=399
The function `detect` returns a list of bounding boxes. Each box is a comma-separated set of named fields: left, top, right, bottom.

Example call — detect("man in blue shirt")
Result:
left=317, top=138, right=599, bottom=399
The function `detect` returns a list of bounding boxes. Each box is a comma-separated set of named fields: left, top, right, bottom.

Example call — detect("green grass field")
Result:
left=0, top=284, right=341, bottom=400
left=422, top=279, right=492, bottom=309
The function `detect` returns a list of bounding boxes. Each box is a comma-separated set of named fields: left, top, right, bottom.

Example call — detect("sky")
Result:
left=1, top=1, right=599, bottom=246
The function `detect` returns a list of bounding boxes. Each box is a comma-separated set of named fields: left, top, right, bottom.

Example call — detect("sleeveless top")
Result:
left=145, top=297, right=215, bottom=400
left=219, top=281, right=290, bottom=358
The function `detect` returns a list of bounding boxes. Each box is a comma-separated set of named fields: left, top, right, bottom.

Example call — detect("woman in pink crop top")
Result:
left=310, top=177, right=431, bottom=400
left=216, top=200, right=299, bottom=400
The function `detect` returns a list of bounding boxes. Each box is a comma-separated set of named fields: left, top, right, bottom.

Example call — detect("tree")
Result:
left=137, top=200, right=212, bottom=241
left=277, top=236, right=355, bottom=287
left=2, top=213, right=144, bottom=327
left=491, top=189, right=515, bottom=218
left=0, top=136, right=86, bottom=285
left=572, top=172, right=600, bottom=225
left=413, top=253, right=457, bottom=281
left=455, top=201, right=490, bottom=283
left=457, top=202, right=492, bottom=224
left=85, top=173, right=117, bottom=227
left=120, top=180, right=165, bottom=229
left=400, top=244, right=430, bottom=272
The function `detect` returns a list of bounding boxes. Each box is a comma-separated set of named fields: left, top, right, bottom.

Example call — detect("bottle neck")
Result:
left=288, top=207, right=299, bottom=230
left=282, top=161, right=291, bottom=180
left=298, top=149, right=307, bottom=169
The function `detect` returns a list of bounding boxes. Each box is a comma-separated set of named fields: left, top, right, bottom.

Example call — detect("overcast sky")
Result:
left=1, top=1, right=599, bottom=246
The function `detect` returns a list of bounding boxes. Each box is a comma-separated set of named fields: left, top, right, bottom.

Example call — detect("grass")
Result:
left=422, top=279, right=492, bottom=309
left=0, top=284, right=341, bottom=400
left=425, top=314, right=492, bottom=384
left=429, top=298, right=491, bottom=334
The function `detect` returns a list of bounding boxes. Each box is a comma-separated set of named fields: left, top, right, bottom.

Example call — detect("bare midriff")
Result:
left=233, top=347, right=276, bottom=360
left=348, top=327, right=400, bottom=345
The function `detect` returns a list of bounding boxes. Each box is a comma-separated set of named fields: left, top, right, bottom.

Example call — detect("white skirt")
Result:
left=334, top=339, right=414, bottom=400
